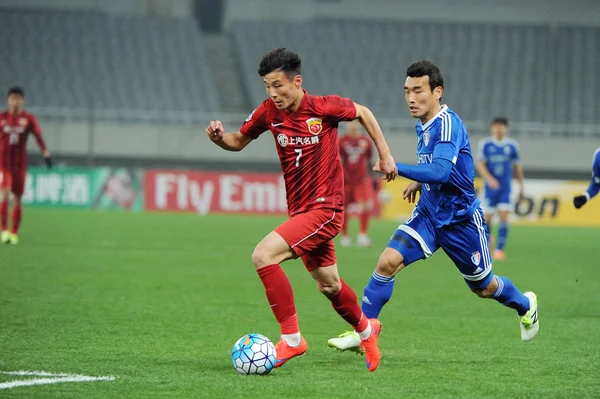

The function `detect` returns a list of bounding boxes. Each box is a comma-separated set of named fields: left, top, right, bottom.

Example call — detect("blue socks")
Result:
left=497, top=223, right=508, bottom=251
left=492, top=276, right=530, bottom=316
left=361, top=272, right=395, bottom=319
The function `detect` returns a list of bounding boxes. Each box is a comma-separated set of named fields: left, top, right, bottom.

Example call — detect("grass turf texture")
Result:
left=1, top=209, right=599, bottom=398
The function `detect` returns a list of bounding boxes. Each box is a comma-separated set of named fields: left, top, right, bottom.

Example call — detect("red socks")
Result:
left=0, top=201, right=7, bottom=231
left=257, top=264, right=299, bottom=335
left=10, top=205, right=21, bottom=234
left=329, top=279, right=369, bottom=333
left=359, top=210, right=370, bottom=234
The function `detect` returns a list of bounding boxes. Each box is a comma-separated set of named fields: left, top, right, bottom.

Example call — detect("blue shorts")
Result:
left=387, top=207, right=493, bottom=289
left=482, top=186, right=512, bottom=213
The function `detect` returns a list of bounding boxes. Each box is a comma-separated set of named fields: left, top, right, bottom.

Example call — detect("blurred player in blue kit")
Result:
left=328, top=60, right=539, bottom=354
left=573, top=147, right=600, bottom=209
left=475, top=118, right=525, bottom=260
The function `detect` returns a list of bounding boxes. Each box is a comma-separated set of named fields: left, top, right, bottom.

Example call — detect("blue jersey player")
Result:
left=475, top=118, right=525, bottom=260
left=573, top=147, right=600, bottom=209
left=328, top=60, right=539, bottom=354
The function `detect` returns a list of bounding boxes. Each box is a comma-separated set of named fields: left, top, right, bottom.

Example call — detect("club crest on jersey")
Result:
left=423, top=131, right=430, bottom=146
left=306, top=118, right=322, bottom=135
left=471, top=251, right=481, bottom=266
left=277, top=134, right=289, bottom=147
left=504, top=146, right=511, bottom=155
left=19, top=117, right=28, bottom=127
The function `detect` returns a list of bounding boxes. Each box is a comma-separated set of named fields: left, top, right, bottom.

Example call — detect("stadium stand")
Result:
left=0, top=8, right=220, bottom=121
left=233, top=20, right=600, bottom=125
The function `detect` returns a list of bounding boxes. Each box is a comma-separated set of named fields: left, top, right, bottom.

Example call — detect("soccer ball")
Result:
left=231, top=333, right=277, bottom=375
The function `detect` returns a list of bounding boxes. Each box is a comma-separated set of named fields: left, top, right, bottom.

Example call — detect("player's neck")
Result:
left=8, top=108, right=20, bottom=115
left=419, top=104, right=442, bottom=125
left=285, top=90, right=305, bottom=114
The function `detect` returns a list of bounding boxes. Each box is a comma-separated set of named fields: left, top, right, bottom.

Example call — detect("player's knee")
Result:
left=251, top=245, right=273, bottom=269
left=12, top=196, right=22, bottom=206
left=472, top=277, right=498, bottom=298
left=375, top=252, right=404, bottom=277
left=317, top=279, right=341, bottom=297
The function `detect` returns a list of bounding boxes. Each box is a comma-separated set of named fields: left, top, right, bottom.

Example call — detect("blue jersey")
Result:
left=415, top=105, right=480, bottom=227
left=586, top=147, right=600, bottom=199
left=477, top=137, right=520, bottom=189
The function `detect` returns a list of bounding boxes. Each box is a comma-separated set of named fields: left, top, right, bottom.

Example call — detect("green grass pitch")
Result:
left=1, top=209, right=599, bottom=398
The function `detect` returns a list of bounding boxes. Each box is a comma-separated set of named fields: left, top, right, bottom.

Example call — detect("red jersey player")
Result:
left=339, top=121, right=375, bottom=247
left=0, top=87, right=52, bottom=245
left=205, top=48, right=397, bottom=372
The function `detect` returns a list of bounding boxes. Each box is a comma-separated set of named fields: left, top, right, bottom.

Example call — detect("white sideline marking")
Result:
left=0, top=371, right=116, bottom=389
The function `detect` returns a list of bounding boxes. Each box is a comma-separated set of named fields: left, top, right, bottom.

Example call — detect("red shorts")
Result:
left=275, top=208, right=343, bottom=271
left=0, top=169, right=26, bottom=196
left=344, top=179, right=374, bottom=205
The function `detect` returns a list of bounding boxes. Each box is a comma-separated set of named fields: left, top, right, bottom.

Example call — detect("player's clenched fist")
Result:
left=373, top=153, right=398, bottom=182
left=206, top=120, right=224, bottom=142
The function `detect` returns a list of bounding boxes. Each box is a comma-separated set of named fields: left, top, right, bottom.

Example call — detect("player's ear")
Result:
left=294, top=74, right=302, bottom=89
left=434, top=86, right=443, bottom=102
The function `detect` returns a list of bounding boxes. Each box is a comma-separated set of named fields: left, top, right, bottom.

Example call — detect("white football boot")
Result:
left=520, top=291, right=539, bottom=341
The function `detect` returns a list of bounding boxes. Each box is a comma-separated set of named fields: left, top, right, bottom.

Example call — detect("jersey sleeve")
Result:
left=323, top=95, right=357, bottom=123
left=511, top=141, right=521, bottom=163
left=29, top=114, right=47, bottom=152
left=476, top=140, right=487, bottom=161
left=239, top=101, right=269, bottom=139
left=433, top=114, right=460, bottom=165
left=593, top=149, right=600, bottom=184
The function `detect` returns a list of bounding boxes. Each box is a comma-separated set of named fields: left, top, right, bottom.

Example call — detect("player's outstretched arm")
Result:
left=514, top=162, right=525, bottom=200
left=574, top=176, right=600, bottom=209
left=574, top=150, right=600, bottom=209
left=475, top=160, right=499, bottom=190
left=394, top=157, right=453, bottom=185
left=30, top=115, right=52, bottom=168
left=205, top=120, right=252, bottom=152
left=353, top=103, right=397, bottom=181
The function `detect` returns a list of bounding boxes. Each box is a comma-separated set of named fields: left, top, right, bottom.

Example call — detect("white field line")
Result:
left=0, top=371, right=116, bottom=390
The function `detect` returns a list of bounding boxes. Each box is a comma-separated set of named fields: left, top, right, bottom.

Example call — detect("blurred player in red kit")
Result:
left=205, top=48, right=397, bottom=372
left=0, top=87, right=52, bottom=245
left=339, top=121, right=375, bottom=247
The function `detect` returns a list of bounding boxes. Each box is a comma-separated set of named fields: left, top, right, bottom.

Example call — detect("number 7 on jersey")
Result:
left=294, top=148, right=302, bottom=167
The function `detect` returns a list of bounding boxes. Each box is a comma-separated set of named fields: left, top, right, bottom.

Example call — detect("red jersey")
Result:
left=0, top=111, right=46, bottom=170
left=339, top=134, right=372, bottom=184
left=240, top=92, right=356, bottom=216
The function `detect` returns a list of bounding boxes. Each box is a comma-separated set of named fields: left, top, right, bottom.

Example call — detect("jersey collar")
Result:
left=419, top=104, right=448, bottom=131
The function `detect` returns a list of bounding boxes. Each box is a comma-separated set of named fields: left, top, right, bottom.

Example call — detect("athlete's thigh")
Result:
left=438, top=208, right=494, bottom=289
left=496, top=187, right=513, bottom=214
left=354, top=180, right=374, bottom=204
left=481, top=186, right=499, bottom=214
left=10, top=169, right=26, bottom=197
left=302, top=239, right=337, bottom=272
left=344, top=184, right=356, bottom=205
left=275, top=208, right=342, bottom=258
left=0, top=169, right=11, bottom=192
left=386, top=208, right=439, bottom=266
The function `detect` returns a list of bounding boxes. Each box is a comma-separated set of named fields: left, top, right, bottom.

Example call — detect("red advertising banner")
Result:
left=144, top=170, right=381, bottom=216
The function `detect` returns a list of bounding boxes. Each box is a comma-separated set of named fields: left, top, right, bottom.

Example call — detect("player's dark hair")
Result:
left=258, top=48, right=301, bottom=80
left=491, top=117, right=509, bottom=126
left=406, top=60, right=444, bottom=92
left=7, top=86, right=24, bottom=97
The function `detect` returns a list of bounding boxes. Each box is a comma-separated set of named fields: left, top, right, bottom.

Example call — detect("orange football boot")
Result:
left=274, top=337, right=308, bottom=368
left=360, top=319, right=382, bottom=372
